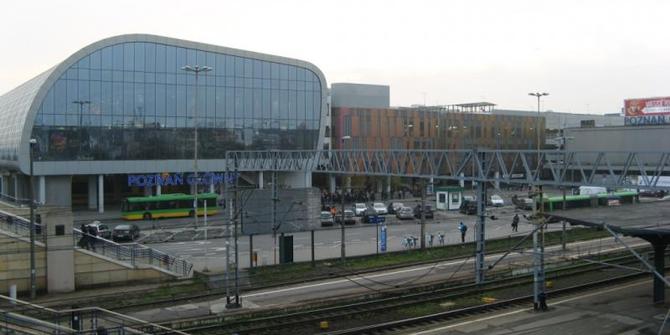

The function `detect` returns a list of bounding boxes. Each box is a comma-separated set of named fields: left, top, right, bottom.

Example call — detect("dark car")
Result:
left=459, top=200, right=478, bottom=215
left=362, top=208, right=381, bottom=223
left=112, top=224, right=140, bottom=242
left=413, top=204, right=434, bottom=219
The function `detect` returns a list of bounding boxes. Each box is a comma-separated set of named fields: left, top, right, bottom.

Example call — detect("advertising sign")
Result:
left=624, top=97, right=670, bottom=126
left=624, top=97, right=670, bottom=117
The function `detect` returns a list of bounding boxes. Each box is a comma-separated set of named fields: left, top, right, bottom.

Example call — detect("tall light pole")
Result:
left=181, top=65, right=212, bottom=230
left=340, top=135, right=351, bottom=262
left=28, top=138, right=37, bottom=299
left=528, top=91, right=548, bottom=311
left=72, top=100, right=91, bottom=127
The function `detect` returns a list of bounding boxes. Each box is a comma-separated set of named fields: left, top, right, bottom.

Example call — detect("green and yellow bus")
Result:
left=540, top=191, right=638, bottom=212
left=121, top=193, right=220, bottom=220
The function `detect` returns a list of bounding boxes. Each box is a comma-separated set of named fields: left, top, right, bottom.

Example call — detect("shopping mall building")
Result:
left=0, top=34, right=329, bottom=212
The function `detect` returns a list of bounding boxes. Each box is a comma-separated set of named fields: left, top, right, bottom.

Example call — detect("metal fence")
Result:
left=0, top=293, right=187, bottom=334
left=0, top=209, right=44, bottom=243
left=73, top=229, right=193, bottom=277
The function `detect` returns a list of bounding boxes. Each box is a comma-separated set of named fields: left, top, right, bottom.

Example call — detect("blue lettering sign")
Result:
left=380, top=225, right=387, bottom=252
left=625, top=115, right=668, bottom=126
left=128, top=172, right=237, bottom=188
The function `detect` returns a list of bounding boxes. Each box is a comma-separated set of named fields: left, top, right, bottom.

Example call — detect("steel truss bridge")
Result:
left=224, top=149, right=670, bottom=190
left=220, top=149, right=670, bottom=307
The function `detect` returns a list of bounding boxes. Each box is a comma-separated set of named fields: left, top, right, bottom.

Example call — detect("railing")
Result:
left=73, top=229, right=193, bottom=278
left=0, top=294, right=187, bottom=334
left=0, top=208, right=45, bottom=243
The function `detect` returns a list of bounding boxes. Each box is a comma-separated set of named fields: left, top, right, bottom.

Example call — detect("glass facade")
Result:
left=31, top=42, right=323, bottom=161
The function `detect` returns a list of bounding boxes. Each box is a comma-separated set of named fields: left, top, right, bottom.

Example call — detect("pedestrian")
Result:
left=512, top=214, right=519, bottom=232
left=427, top=233, right=434, bottom=247
left=78, top=224, right=88, bottom=249
left=438, top=232, right=445, bottom=245
left=538, top=291, right=548, bottom=311
left=87, top=225, right=97, bottom=251
left=458, top=222, right=468, bottom=243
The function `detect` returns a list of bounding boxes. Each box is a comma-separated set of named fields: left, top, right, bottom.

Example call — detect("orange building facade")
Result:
left=332, top=107, right=544, bottom=151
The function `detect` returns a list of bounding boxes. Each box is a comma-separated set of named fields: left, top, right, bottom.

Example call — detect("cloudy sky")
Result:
left=1, top=0, right=668, bottom=114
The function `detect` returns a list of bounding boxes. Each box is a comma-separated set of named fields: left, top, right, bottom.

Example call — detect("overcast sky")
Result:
left=1, top=0, right=668, bottom=114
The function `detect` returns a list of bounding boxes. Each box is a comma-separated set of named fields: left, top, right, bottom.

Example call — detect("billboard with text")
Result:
left=624, top=97, right=670, bottom=117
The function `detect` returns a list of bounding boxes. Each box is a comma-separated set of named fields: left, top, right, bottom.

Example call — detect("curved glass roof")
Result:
left=0, top=34, right=328, bottom=175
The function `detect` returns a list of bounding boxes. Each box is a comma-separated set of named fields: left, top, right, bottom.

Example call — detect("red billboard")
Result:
left=624, top=97, right=670, bottom=117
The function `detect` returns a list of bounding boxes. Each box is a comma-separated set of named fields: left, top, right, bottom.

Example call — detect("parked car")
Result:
left=354, top=203, right=367, bottom=216
left=373, top=202, right=388, bottom=215
left=335, top=209, right=357, bottom=225
left=87, top=221, right=111, bottom=239
left=488, top=194, right=505, bottom=207
left=459, top=200, right=478, bottom=215
left=639, top=189, right=667, bottom=198
left=396, top=206, right=414, bottom=220
left=511, top=195, right=534, bottom=210
left=387, top=202, right=404, bottom=214
left=112, top=224, right=140, bottom=242
left=320, top=211, right=334, bottom=227
left=413, top=204, right=434, bottom=219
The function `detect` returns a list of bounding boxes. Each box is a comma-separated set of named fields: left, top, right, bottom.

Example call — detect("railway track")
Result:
left=176, top=253, right=656, bottom=334
left=320, top=274, right=646, bottom=335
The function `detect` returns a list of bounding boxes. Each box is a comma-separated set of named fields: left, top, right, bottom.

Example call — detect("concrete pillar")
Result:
left=156, top=184, right=162, bottom=195
left=459, top=172, right=465, bottom=188
left=87, top=176, right=97, bottom=210
left=97, top=175, right=104, bottom=213
left=38, top=176, right=45, bottom=205
left=428, top=177, right=434, bottom=195
left=376, top=180, right=383, bottom=199
left=13, top=174, right=19, bottom=199
left=386, top=176, right=391, bottom=196
left=0, top=175, right=5, bottom=196
left=44, top=208, right=75, bottom=293
left=345, top=176, right=352, bottom=193
left=258, top=171, right=264, bottom=189
left=209, top=182, right=215, bottom=193
left=329, top=175, right=336, bottom=193
left=494, top=171, right=500, bottom=189
left=653, top=243, right=667, bottom=304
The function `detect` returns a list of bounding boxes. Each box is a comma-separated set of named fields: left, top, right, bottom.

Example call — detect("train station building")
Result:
left=0, top=34, right=329, bottom=212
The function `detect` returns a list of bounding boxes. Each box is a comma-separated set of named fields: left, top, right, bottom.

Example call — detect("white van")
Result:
left=579, top=186, right=607, bottom=196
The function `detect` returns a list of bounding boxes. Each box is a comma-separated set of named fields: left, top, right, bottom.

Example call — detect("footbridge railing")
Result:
left=74, top=229, right=193, bottom=278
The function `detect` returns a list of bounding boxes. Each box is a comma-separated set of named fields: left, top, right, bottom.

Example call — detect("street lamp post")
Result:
left=28, top=138, right=37, bottom=299
left=72, top=100, right=91, bottom=127
left=528, top=92, right=548, bottom=311
left=340, top=136, right=351, bottom=262
left=181, top=65, right=212, bottom=232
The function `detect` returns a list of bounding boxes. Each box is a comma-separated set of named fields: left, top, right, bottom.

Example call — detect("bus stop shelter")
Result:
left=548, top=201, right=670, bottom=304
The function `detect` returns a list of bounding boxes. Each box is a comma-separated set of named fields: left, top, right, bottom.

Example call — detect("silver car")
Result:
left=396, top=206, right=414, bottom=220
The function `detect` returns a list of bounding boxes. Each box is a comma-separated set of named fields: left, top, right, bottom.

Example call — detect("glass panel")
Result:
left=123, top=43, right=134, bottom=71
left=134, top=42, right=145, bottom=71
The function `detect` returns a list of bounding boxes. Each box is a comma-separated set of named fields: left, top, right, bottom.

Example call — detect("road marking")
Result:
left=410, top=280, right=649, bottom=335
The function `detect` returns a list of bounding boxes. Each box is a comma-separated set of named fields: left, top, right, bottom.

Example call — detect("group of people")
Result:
left=78, top=224, right=98, bottom=251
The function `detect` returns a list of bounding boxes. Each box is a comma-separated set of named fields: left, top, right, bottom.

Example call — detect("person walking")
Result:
left=87, top=225, right=97, bottom=251
left=458, top=222, right=467, bottom=243
left=438, top=232, right=445, bottom=245
left=512, top=214, right=519, bottom=232
left=78, top=224, right=89, bottom=249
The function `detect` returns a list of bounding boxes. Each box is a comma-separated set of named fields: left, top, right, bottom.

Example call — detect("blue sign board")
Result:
left=369, top=215, right=386, bottom=224
left=127, top=172, right=239, bottom=187
left=380, top=225, right=387, bottom=252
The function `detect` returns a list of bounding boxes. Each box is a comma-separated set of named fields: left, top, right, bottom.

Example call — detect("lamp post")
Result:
left=181, top=65, right=212, bottom=231
left=528, top=92, right=548, bottom=311
left=340, top=135, right=351, bottom=262
left=72, top=100, right=91, bottom=127
left=28, top=138, right=37, bottom=299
